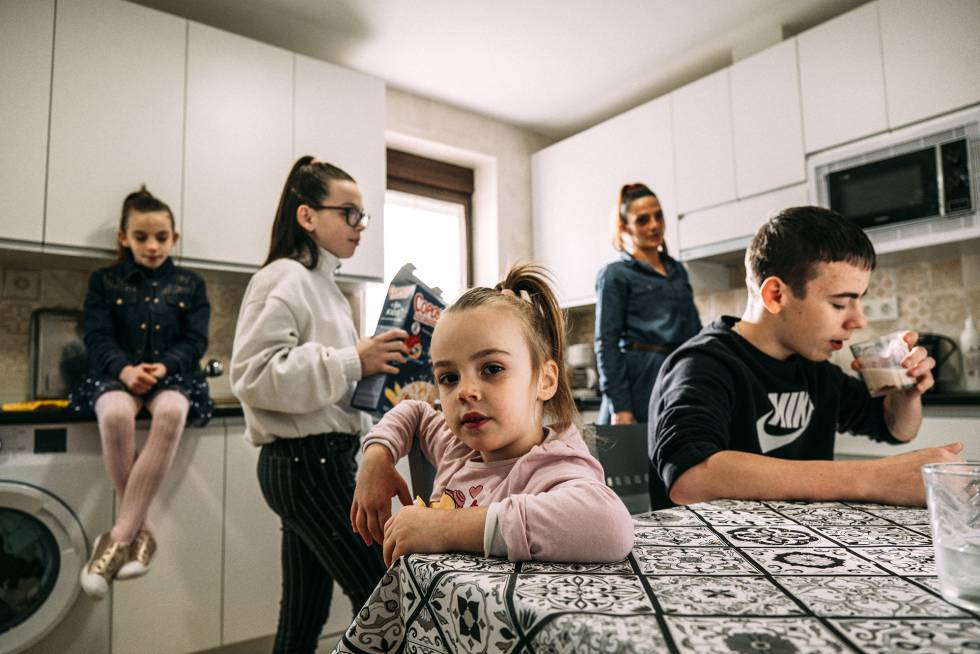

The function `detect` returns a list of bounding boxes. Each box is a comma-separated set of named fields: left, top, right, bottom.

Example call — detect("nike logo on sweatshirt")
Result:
left=755, top=391, right=814, bottom=453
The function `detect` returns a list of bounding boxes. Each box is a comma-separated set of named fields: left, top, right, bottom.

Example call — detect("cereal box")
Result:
left=351, top=264, right=445, bottom=414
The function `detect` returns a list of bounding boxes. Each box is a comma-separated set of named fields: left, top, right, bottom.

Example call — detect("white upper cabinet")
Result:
left=295, top=54, right=385, bottom=280
left=46, top=0, right=185, bottom=251
left=730, top=39, right=806, bottom=198
left=532, top=96, right=676, bottom=306
left=671, top=69, right=737, bottom=214
left=182, top=23, right=293, bottom=267
left=797, top=2, right=888, bottom=153
left=879, top=0, right=980, bottom=129
left=0, top=0, right=53, bottom=244
left=678, top=182, right=808, bottom=258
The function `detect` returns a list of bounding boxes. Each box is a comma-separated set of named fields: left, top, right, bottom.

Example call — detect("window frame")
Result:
left=386, top=149, right=474, bottom=286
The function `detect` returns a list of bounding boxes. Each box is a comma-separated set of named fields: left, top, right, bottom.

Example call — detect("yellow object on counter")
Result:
left=1, top=399, right=70, bottom=411
left=413, top=493, right=456, bottom=510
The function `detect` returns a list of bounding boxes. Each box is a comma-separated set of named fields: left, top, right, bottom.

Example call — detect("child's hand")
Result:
left=356, top=329, right=409, bottom=377
left=382, top=504, right=489, bottom=566
left=119, top=365, right=158, bottom=395
left=142, top=363, right=167, bottom=379
left=381, top=505, right=453, bottom=566
left=351, top=445, right=412, bottom=546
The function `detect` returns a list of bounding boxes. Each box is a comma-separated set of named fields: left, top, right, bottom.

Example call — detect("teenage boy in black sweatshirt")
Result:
left=649, top=206, right=964, bottom=509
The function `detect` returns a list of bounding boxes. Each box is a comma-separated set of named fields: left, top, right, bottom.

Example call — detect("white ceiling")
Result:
left=131, top=0, right=869, bottom=140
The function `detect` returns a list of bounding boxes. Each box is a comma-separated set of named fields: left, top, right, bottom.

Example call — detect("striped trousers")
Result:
left=257, top=433, right=387, bottom=654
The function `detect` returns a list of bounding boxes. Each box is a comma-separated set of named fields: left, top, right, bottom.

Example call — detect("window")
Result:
left=364, top=150, right=473, bottom=327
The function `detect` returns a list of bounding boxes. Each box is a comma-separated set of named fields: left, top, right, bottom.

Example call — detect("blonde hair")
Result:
left=447, top=263, right=577, bottom=429
left=611, top=182, right=669, bottom=255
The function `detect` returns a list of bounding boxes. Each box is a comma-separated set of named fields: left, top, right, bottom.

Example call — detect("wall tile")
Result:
left=896, top=263, right=929, bottom=295
left=898, top=294, right=931, bottom=332
left=929, top=258, right=962, bottom=291
left=693, top=293, right=714, bottom=323
left=928, top=291, right=966, bottom=332
left=867, top=267, right=897, bottom=299
left=40, top=269, right=88, bottom=308
left=0, top=301, right=36, bottom=336
left=963, top=254, right=980, bottom=289
left=2, top=269, right=40, bottom=300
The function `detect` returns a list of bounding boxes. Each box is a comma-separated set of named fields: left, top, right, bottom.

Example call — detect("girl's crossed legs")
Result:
left=95, top=389, right=189, bottom=544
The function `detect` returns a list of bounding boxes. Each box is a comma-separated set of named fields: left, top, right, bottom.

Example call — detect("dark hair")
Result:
left=116, top=185, right=175, bottom=261
left=745, top=206, right=876, bottom=298
left=448, top=263, right=578, bottom=429
left=263, top=155, right=356, bottom=269
left=612, top=182, right=669, bottom=255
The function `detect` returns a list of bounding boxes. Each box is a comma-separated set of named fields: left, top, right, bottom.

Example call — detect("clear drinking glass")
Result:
left=922, top=462, right=980, bottom=611
left=849, top=331, right=915, bottom=397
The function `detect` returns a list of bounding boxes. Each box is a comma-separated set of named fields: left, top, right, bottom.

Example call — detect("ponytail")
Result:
left=449, top=263, right=577, bottom=429
left=264, top=155, right=355, bottom=269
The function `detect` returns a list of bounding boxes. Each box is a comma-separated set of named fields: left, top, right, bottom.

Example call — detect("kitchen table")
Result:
left=334, top=499, right=980, bottom=653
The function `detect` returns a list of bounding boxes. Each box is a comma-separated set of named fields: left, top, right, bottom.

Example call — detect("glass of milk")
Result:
left=849, top=331, right=915, bottom=397
left=923, top=462, right=980, bottom=612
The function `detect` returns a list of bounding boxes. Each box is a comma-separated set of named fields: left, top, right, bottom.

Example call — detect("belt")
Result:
left=625, top=342, right=675, bottom=355
left=263, top=432, right=359, bottom=458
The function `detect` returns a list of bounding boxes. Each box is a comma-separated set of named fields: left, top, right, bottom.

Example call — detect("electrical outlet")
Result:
left=863, top=296, right=899, bottom=322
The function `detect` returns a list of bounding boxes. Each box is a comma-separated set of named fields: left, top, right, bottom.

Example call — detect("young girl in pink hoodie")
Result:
left=351, top=264, right=634, bottom=564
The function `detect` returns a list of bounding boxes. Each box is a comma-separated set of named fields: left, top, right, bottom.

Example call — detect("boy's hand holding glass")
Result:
left=119, top=364, right=158, bottom=395
left=850, top=330, right=935, bottom=397
left=351, top=444, right=412, bottom=546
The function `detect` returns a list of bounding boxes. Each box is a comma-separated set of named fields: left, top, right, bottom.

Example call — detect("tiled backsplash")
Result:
left=565, top=252, right=980, bottom=369
left=0, top=258, right=358, bottom=404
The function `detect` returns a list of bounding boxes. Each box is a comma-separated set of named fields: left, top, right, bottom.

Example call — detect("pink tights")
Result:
left=94, top=390, right=188, bottom=544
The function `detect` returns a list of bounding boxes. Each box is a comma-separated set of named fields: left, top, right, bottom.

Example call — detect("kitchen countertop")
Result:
left=2, top=390, right=978, bottom=426
left=0, top=402, right=244, bottom=425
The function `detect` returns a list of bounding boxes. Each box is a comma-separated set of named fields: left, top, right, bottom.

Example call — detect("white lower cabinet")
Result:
left=221, top=419, right=281, bottom=645
left=112, top=424, right=225, bottom=654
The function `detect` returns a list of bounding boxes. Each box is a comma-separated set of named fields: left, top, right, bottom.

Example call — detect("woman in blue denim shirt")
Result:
left=71, top=187, right=212, bottom=599
left=594, top=183, right=701, bottom=425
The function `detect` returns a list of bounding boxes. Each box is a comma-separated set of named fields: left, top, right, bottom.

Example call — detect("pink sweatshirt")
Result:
left=362, top=400, right=634, bottom=562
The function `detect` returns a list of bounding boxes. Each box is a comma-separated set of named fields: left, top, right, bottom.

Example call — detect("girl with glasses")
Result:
left=230, top=156, right=407, bottom=654
left=594, top=183, right=702, bottom=425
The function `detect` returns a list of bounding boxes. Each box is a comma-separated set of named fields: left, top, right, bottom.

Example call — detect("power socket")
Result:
left=863, top=296, right=899, bottom=322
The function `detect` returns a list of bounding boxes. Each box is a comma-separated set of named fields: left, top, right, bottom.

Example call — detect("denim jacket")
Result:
left=82, top=253, right=210, bottom=379
left=594, top=252, right=701, bottom=417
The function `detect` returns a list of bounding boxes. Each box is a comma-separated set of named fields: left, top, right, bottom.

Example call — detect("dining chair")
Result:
left=407, top=437, right=437, bottom=502
left=591, top=423, right=652, bottom=514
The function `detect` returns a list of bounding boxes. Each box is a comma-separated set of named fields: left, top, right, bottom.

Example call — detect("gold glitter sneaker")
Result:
left=79, top=533, right=128, bottom=599
left=116, top=531, right=157, bottom=580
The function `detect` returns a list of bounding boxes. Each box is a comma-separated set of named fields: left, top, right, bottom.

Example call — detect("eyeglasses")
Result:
left=309, top=204, right=371, bottom=228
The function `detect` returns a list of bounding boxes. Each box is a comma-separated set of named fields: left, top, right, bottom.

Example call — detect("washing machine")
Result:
left=0, top=421, right=113, bottom=653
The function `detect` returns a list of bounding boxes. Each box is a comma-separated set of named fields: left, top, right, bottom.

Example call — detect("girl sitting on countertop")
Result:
left=351, top=264, right=634, bottom=564
left=72, top=186, right=212, bottom=599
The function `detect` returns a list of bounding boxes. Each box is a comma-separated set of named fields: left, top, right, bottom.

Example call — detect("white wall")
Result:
left=385, top=87, right=552, bottom=286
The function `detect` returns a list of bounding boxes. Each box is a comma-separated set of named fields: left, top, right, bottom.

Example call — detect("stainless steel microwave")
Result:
left=811, top=107, right=979, bottom=231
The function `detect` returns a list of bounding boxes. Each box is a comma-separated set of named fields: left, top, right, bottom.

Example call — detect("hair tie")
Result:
left=500, top=288, right=532, bottom=303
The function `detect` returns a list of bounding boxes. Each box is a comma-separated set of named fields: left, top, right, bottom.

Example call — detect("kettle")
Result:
left=916, top=333, right=960, bottom=391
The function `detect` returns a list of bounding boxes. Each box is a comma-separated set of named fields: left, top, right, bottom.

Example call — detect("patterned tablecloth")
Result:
left=334, top=500, right=980, bottom=653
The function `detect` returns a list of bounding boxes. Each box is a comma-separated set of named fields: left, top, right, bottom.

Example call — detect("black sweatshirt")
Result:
left=648, top=316, right=899, bottom=508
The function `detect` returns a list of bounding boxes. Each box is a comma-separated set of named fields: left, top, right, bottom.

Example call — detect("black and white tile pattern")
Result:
left=334, top=501, right=980, bottom=654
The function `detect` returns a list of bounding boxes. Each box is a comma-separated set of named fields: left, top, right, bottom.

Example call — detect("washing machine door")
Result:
left=0, top=481, right=87, bottom=654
